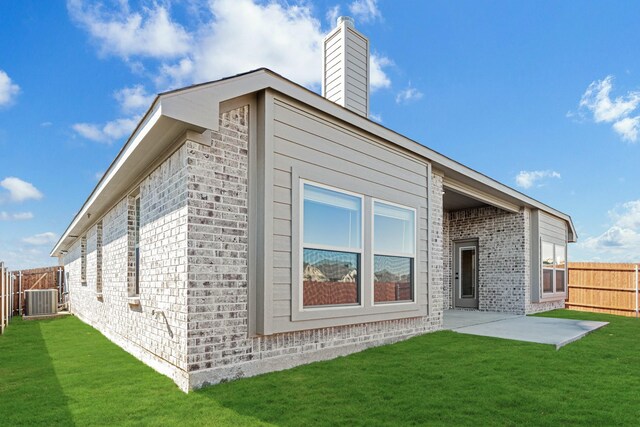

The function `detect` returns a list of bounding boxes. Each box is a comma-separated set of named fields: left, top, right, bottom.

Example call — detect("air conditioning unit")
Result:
left=25, top=289, right=58, bottom=316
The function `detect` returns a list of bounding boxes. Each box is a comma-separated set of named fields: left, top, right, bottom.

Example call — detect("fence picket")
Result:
left=567, top=262, right=640, bottom=317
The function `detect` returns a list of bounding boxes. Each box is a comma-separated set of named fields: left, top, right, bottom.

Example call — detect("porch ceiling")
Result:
left=443, top=188, right=489, bottom=211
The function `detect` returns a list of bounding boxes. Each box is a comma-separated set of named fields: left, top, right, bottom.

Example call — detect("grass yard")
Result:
left=1, top=310, right=639, bottom=426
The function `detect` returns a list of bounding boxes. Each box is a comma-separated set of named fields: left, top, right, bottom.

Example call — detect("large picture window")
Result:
left=302, top=183, right=362, bottom=307
left=542, top=241, right=566, bottom=295
left=373, top=201, right=415, bottom=303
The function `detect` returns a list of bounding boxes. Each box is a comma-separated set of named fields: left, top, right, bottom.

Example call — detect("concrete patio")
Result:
left=443, top=310, right=608, bottom=349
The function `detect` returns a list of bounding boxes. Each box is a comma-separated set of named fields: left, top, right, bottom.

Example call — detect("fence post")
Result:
left=1, top=263, right=5, bottom=334
left=636, top=264, right=639, bottom=319
left=18, top=271, right=22, bottom=316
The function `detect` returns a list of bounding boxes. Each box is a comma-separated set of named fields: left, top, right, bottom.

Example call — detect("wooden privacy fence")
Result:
left=11, top=266, right=65, bottom=317
left=0, top=264, right=65, bottom=334
left=566, top=262, right=640, bottom=317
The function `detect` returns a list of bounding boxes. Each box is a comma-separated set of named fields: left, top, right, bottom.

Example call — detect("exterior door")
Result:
left=453, top=240, right=479, bottom=309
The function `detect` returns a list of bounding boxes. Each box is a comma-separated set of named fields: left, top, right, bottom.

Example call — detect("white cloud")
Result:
left=40, top=121, right=53, bottom=127
left=114, top=85, right=154, bottom=113
left=94, top=171, right=104, bottom=180
left=68, top=0, right=395, bottom=141
left=67, top=0, right=192, bottom=59
left=395, top=84, right=423, bottom=104
left=612, top=116, right=640, bottom=142
left=185, top=0, right=325, bottom=89
left=577, top=75, right=640, bottom=142
left=0, top=69, right=20, bottom=107
left=22, top=232, right=58, bottom=246
left=515, top=170, right=561, bottom=189
left=371, top=54, right=392, bottom=91
left=72, top=117, right=138, bottom=143
left=369, top=112, right=383, bottom=123
left=0, top=177, right=43, bottom=202
left=581, top=201, right=640, bottom=261
left=0, top=211, right=33, bottom=221
left=348, top=0, right=381, bottom=23
left=326, top=5, right=341, bottom=26
left=70, top=0, right=392, bottom=93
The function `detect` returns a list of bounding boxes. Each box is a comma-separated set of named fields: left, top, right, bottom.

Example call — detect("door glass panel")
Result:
left=461, top=248, right=475, bottom=298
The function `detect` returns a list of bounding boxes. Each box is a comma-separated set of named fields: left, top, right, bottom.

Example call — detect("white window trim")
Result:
left=540, top=238, right=567, bottom=299
left=371, top=198, right=417, bottom=306
left=299, top=179, right=365, bottom=311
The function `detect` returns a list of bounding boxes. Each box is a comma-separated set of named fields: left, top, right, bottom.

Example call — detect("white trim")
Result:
left=299, top=179, right=365, bottom=311
left=540, top=238, right=567, bottom=300
left=50, top=106, right=162, bottom=256
left=371, top=198, right=417, bottom=306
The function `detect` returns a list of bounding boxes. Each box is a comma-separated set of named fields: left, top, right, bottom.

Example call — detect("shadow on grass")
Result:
left=2, top=311, right=639, bottom=426
left=0, top=317, right=75, bottom=426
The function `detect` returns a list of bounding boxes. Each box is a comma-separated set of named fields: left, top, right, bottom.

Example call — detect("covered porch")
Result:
left=442, top=183, right=528, bottom=314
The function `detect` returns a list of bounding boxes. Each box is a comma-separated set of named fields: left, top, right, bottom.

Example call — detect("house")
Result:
left=51, top=17, right=576, bottom=391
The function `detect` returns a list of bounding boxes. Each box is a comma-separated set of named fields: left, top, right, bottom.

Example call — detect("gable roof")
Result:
left=51, top=68, right=576, bottom=257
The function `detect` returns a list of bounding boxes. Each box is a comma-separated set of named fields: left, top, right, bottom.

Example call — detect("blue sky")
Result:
left=1, top=0, right=639, bottom=269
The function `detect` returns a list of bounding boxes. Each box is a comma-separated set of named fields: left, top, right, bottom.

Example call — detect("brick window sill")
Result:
left=128, top=296, right=141, bottom=306
left=96, top=292, right=103, bottom=301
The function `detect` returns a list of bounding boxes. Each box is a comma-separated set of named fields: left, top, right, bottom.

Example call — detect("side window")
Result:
left=81, top=236, right=87, bottom=285
left=373, top=201, right=415, bottom=303
left=135, top=196, right=141, bottom=296
left=96, top=221, right=103, bottom=295
left=541, top=241, right=554, bottom=293
left=555, top=245, right=566, bottom=293
left=302, top=183, right=362, bottom=307
left=541, top=241, right=566, bottom=295
left=128, top=192, right=141, bottom=298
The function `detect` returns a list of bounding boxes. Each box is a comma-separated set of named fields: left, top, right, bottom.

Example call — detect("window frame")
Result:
left=540, top=238, right=567, bottom=298
left=299, top=179, right=365, bottom=311
left=290, top=170, right=425, bottom=324
left=371, top=198, right=417, bottom=305
left=134, top=195, right=141, bottom=296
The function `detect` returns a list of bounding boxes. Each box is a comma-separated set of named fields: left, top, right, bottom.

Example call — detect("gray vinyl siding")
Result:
left=530, top=210, right=568, bottom=303
left=268, top=94, right=429, bottom=333
left=539, top=211, right=568, bottom=245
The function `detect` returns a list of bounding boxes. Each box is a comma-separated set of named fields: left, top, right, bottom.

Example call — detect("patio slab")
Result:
left=443, top=310, right=608, bottom=349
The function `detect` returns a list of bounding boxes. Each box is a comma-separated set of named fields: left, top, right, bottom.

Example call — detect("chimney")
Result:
left=322, top=16, right=370, bottom=117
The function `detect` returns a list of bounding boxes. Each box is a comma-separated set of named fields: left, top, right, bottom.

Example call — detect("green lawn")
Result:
left=1, top=310, right=639, bottom=426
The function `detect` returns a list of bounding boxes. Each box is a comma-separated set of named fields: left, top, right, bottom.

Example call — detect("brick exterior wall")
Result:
left=63, top=98, right=563, bottom=392
left=443, top=206, right=528, bottom=314
left=64, top=145, right=190, bottom=391
left=185, top=106, right=444, bottom=390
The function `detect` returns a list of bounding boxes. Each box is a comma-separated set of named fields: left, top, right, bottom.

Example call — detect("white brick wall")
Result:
left=64, top=145, right=190, bottom=391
